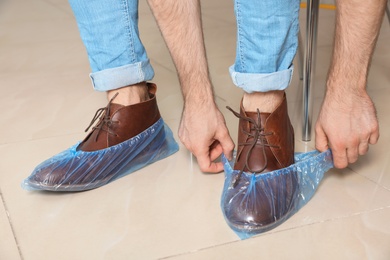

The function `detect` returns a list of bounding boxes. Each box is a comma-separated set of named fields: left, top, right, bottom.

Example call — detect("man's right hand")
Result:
left=178, top=99, right=234, bottom=173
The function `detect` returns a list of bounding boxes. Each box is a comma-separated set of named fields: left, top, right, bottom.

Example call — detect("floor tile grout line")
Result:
left=158, top=205, right=390, bottom=259
left=0, top=131, right=84, bottom=147
left=0, top=188, right=24, bottom=260
left=348, top=165, right=390, bottom=193
left=359, top=174, right=390, bottom=192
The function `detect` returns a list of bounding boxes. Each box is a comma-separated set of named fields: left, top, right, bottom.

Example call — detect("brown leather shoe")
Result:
left=233, top=93, right=294, bottom=174
left=25, top=83, right=176, bottom=191
left=225, top=93, right=296, bottom=231
left=78, top=83, right=161, bottom=151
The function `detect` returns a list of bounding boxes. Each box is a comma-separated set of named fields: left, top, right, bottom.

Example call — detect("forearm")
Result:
left=147, top=0, right=214, bottom=102
left=328, top=0, right=386, bottom=93
left=147, top=0, right=234, bottom=172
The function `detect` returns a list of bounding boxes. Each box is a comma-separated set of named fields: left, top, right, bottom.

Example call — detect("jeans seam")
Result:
left=235, top=0, right=245, bottom=74
left=122, top=0, right=136, bottom=64
left=285, top=0, right=299, bottom=70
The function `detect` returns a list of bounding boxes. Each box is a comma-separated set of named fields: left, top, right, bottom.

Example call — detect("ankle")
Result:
left=242, top=91, right=284, bottom=113
left=107, top=82, right=150, bottom=106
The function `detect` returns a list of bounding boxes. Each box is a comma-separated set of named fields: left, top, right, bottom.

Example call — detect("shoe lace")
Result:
left=84, top=93, right=119, bottom=142
left=226, top=106, right=279, bottom=188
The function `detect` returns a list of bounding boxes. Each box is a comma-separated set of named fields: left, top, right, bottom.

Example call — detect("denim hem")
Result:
left=229, top=65, right=293, bottom=93
left=90, top=60, right=154, bottom=92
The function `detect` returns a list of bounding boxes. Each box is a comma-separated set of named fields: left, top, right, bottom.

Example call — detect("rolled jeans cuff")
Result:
left=229, top=65, right=293, bottom=93
left=90, top=60, right=155, bottom=92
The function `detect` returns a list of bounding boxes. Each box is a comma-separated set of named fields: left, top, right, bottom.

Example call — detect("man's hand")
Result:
left=315, top=0, right=385, bottom=168
left=315, top=89, right=379, bottom=168
left=179, top=99, right=234, bottom=173
left=147, top=0, right=235, bottom=173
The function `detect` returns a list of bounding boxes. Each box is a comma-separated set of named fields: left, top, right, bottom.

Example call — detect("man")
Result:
left=24, top=0, right=383, bottom=227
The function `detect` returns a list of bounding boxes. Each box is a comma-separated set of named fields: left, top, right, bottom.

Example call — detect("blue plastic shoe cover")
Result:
left=22, top=118, right=179, bottom=192
left=221, top=149, right=333, bottom=239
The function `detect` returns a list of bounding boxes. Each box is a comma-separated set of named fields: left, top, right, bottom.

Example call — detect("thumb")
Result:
left=216, top=129, right=235, bottom=161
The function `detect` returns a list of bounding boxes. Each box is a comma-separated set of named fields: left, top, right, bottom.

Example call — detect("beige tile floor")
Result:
left=1, top=0, right=390, bottom=259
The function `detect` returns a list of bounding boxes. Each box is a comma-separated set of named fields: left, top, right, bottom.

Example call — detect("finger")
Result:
left=331, top=147, right=348, bottom=169
left=358, top=141, right=369, bottom=155
left=346, top=146, right=359, bottom=164
left=217, top=131, right=235, bottom=161
left=369, top=129, right=380, bottom=145
left=315, top=124, right=329, bottom=152
left=209, top=142, right=223, bottom=161
left=195, top=149, right=223, bottom=173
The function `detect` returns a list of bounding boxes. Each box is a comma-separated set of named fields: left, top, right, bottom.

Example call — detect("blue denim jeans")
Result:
left=69, top=0, right=300, bottom=93
left=231, top=0, right=300, bottom=93
left=68, top=0, right=154, bottom=91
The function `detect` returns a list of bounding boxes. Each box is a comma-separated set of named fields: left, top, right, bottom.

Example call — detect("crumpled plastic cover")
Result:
left=221, top=149, right=333, bottom=239
left=22, top=118, right=179, bottom=192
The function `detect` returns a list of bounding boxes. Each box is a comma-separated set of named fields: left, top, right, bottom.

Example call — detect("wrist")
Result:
left=181, top=82, right=215, bottom=104
left=326, top=71, right=367, bottom=96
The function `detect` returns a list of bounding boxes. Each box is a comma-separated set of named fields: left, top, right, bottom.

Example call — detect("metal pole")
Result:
left=297, top=32, right=304, bottom=81
left=302, top=0, right=319, bottom=141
